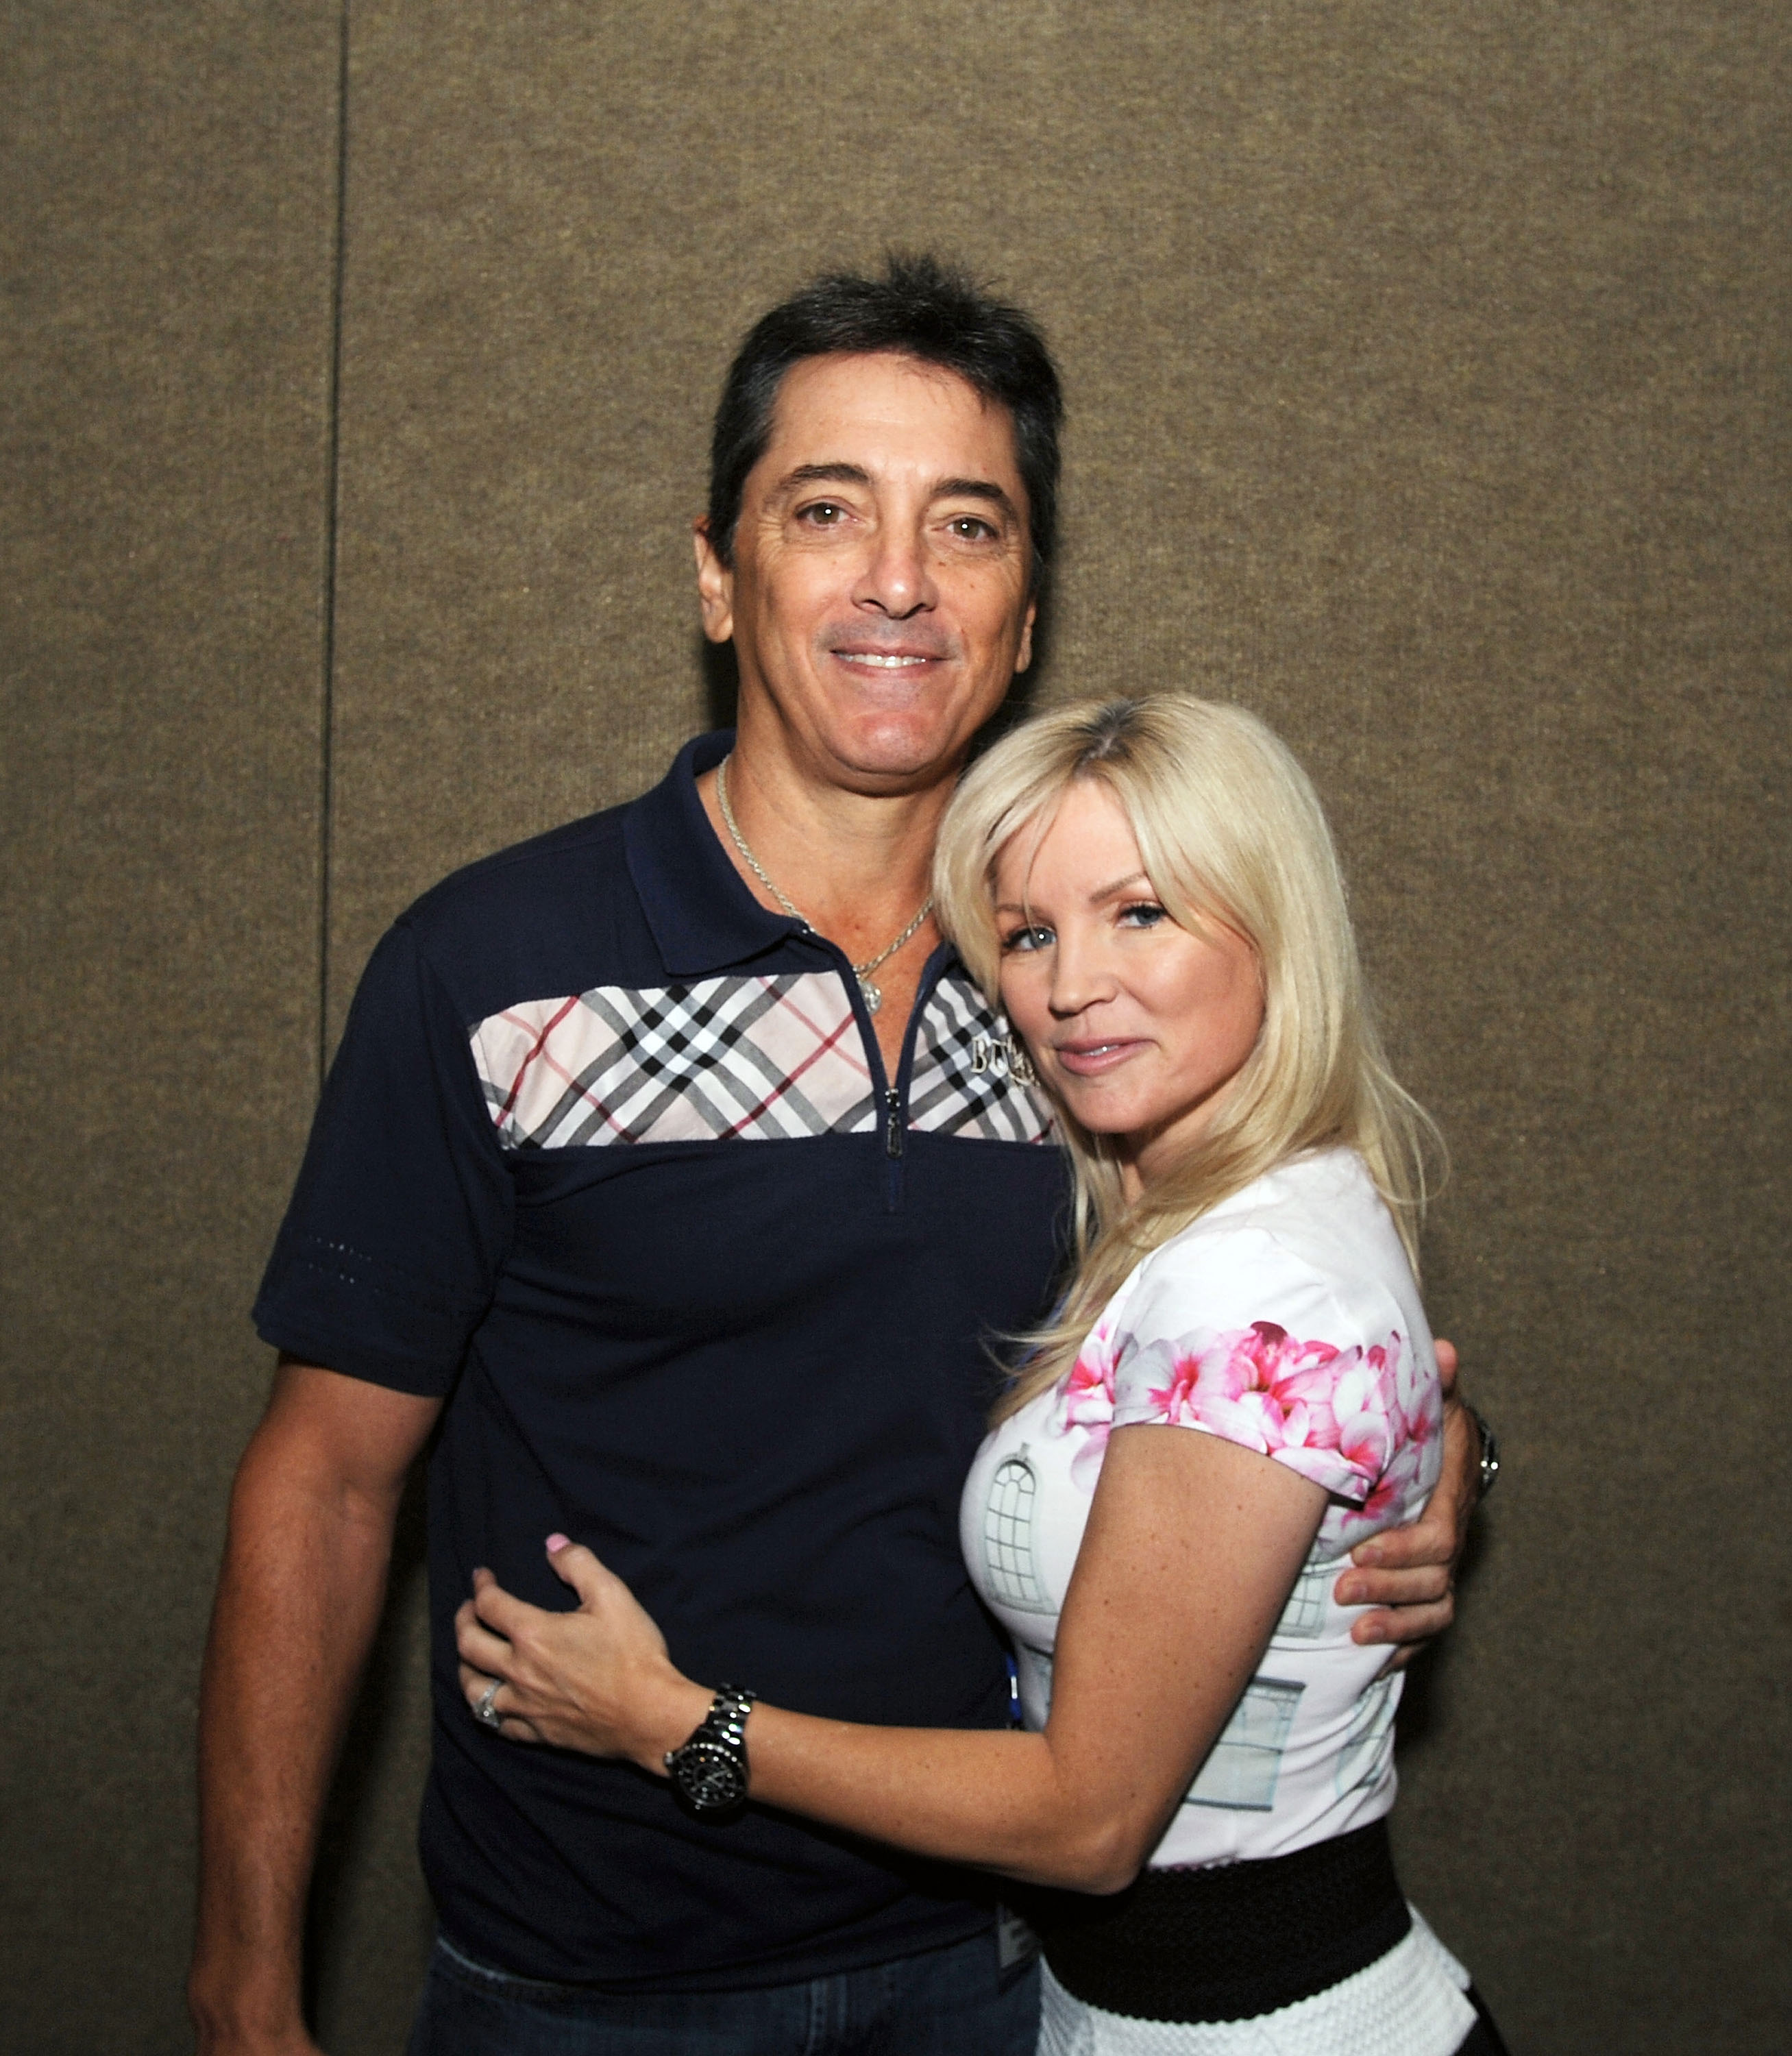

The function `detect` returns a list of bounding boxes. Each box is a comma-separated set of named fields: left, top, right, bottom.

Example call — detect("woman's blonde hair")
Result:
left=933, top=694, right=1442, bottom=1419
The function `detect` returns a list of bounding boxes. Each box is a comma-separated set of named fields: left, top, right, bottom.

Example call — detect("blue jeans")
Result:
left=406, top=1926, right=1041, bottom=2056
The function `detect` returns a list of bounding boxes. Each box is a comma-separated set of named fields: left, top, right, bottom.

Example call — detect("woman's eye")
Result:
left=947, top=515, right=996, bottom=541
left=1001, top=924, right=1054, bottom=953
left=1118, top=901, right=1169, bottom=929
left=798, top=502, right=846, bottom=526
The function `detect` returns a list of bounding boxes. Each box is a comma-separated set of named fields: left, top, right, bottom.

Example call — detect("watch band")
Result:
left=664, top=1685, right=757, bottom=1817
left=1464, top=1404, right=1500, bottom=1499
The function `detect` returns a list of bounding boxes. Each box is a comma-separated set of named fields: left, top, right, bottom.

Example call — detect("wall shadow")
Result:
left=701, top=634, right=738, bottom=731
left=1391, top=1515, right=1489, bottom=1762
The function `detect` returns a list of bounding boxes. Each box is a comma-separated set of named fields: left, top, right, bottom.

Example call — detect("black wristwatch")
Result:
left=665, top=1686, right=757, bottom=1818
left=1465, top=1404, right=1500, bottom=1499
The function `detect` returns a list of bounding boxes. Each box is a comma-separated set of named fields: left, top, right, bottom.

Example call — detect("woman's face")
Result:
left=992, top=779, right=1264, bottom=1197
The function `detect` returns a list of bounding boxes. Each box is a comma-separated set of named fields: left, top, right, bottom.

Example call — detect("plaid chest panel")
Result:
left=908, top=973, right=1057, bottom=1145
left=471, top=973, right=878, bottom=1149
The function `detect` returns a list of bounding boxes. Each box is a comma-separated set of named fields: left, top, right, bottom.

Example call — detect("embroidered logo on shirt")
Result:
left=909, top=975, right=1054, bottom=1144
left=471, top=970, right=1055, bottom=1149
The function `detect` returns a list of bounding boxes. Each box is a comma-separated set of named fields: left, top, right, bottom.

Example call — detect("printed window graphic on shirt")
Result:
left=1184, top=1677, right=1305, bottom=1813
left=981, top=1452, right=1057, bottom=1615
left=471, top=970, right=1055, bottom=1150
left=1334, top=1674, right=1399, bottom=1800
left=1273, top=1555, right=1337, bottom=1641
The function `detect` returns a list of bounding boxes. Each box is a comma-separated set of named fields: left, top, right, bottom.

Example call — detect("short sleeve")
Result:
left=252, top=919, right=514, bottom=1395
left=1107, top=1233, right=1419, bottom=1507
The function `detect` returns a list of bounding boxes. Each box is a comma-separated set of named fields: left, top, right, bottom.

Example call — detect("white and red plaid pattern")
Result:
left=474, top=974, right=876, bottom=1147
left=471, top=970, right=1055, bottom=1150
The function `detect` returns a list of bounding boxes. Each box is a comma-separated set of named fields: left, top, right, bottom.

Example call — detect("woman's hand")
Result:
left=455, top=1537, right=712, bottom=1772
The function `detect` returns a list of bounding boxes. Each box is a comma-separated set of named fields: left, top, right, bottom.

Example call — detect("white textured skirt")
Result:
left=1035, top=1906, right=1477, bottom=2056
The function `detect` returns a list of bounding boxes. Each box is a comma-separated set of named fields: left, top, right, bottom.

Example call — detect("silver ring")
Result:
left=474, top=1678, right=504, bottom=1731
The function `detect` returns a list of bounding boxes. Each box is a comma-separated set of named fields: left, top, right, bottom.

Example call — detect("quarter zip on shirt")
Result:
left=877, top=946, right=943, bottom=1210
left=821, top=938, right=947, bottom=1213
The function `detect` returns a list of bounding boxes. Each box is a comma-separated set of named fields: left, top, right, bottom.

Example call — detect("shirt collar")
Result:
left=624, top=731, right=812, bottom=977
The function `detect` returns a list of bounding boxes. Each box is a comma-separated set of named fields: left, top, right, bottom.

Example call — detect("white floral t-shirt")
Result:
left=961, top=1147, right=1444, bottom=1870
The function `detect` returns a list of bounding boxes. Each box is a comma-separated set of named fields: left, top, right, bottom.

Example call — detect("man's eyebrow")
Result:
left=934, top=478, right=1020, bottom=522
left=772, top=465, right=1021, bottom=523
left=775, top=462, right=872, bottom=495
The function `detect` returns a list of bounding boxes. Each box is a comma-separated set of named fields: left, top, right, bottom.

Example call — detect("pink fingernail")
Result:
left=545, top=1532, right=571, bottom=1552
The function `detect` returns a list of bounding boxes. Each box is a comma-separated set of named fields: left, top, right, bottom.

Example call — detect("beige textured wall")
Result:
left=3, top=3, right=1786, bottom=2051
left=0, top=3, right=343, bottom=2048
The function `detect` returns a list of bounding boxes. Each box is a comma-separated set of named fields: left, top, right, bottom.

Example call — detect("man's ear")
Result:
left=693, top=518, right=735, bottom=646
left=1014, top=595, right=1037, bottom=676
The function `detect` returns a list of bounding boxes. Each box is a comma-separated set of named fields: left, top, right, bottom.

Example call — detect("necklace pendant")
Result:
left=859, top=977, right=883, bottom=1014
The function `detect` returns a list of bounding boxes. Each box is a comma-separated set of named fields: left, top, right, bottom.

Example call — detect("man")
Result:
left=191, top=256, right=1478, bottom=2054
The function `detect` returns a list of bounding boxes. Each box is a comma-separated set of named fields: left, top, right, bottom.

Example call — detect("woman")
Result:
left=457, top=696, right=1506, bottom=2054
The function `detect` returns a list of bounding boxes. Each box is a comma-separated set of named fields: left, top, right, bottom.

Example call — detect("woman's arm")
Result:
left=456, top=1424, right=1325, bottom=1894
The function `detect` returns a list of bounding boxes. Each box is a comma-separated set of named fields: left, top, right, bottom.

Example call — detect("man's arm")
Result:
left=188, top=1358, right=441, bottom=2055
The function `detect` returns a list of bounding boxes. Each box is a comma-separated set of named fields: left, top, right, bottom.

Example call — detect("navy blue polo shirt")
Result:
left=255, top=732, right=1070, bottom=1990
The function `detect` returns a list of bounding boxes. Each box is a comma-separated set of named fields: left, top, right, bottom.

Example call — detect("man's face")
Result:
left=696, top=351, right=1036, bottom=794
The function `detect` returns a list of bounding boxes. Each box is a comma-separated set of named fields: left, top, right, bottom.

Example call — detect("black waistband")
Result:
left=1022, top=1818, right=1411, bottom=2024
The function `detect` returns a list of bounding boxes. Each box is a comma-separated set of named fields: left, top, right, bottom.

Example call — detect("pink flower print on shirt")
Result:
left=1132, top=1321, right=1410, bottom=1504
left=1330, top=1336, right=1441, bottom=1540
left=1057, top=1317, right=1119, bottom=1493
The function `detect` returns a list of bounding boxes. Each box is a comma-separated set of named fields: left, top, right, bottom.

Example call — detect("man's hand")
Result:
left=191, top=2022, right=321, bottom=2056
left=1334, top=1338, right=1479, bottom=1669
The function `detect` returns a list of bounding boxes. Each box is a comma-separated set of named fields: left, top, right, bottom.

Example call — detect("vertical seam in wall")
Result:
left=317, top=1, right=352, bottom=1097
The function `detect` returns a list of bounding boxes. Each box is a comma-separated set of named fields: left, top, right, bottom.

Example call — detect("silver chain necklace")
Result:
left=715, top=754, right=934, bottom=1014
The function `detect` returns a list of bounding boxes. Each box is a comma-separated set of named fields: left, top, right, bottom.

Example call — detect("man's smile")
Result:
left=828, top=635, right=953, bottom=670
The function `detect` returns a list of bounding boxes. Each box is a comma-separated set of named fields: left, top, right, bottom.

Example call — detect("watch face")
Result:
left=672, top=1739, right=748, bottom=1813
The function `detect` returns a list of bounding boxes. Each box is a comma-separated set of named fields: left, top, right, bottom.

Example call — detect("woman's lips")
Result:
left=1052, top=1039, right=1148, bottom=1077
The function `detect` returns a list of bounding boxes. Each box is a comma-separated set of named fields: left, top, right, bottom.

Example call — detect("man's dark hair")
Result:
left=707, top=253, right=1064, bottom=591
